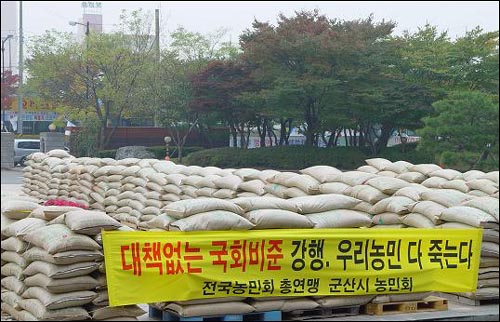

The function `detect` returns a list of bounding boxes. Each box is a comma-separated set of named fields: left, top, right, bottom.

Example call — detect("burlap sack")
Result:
left=165, top=301, right=255, bottom=317
left=23, top=224, right=102, bottom=254
left=18, top=298, right=91, bottom=320
left=307, top=210, right=372, bottom=228
left=290, top=194, right=361, bottom=214
left=233, top=197, right=299, bottom=212
left=169, top=211, right=255, bottom=231
left=1, top=217, right=46, bottom=238
left=23, top=261, right=100, bottom=279
left=244, top=209, right=314, bottom=229
left=165, top=199, right=244, bottom=219
left=24, top=273, right=99, bottom=293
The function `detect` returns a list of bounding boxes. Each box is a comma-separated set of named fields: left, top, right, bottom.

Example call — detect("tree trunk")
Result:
left=376, top=123, right=394, bottom=154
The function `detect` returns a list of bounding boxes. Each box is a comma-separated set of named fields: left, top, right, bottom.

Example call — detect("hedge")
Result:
left=96, top=146, right=205, bottom=160
left=183, top=146, right=368, bottom=170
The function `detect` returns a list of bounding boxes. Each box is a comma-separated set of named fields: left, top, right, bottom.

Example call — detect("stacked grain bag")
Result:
left=1, top=200, right=44, bottom=321
left=22, top=152, right=50, bottom=201
left=20, top=208, right=145, bottom=321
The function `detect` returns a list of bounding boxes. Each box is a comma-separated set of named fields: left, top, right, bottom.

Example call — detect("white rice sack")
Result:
left=169, top=211, right=255, bottom=231
left=440, top=206, right=496, bottom=227
left=195, top=187, right=217, bottom=198
left=284, top=187, right=309, bottom=198
left=213, top=175, right=243, bottom=190
left=213, top=189, right=238, bottom=199
left=1, top=291, right=23, bottom=310
left=409, top=164, right=442, bottom=176
left=429, top=169, right=463, bottom=181
left=324, top=171, right=377, bottom=186
left=482, top=171, right=499, bottom=184
left=21, top=286, right=97, bottom=310
left=2, top=200, right=40, bottom=220
left=307, top=210, right=372, bottom=228
left=23, top=247, right=103, bottom=265
left=345, top=185, right=389, bottom=204
left=1, top=218, right=47, bottom=238
left=244, top=209, right=313, bottom=229
left=382, top=161, right=413, bottom=174
left=181, top=186, right=198, bottom=198
left=436, top=222, right=474, bottom=229
left=365, top=158, right=393, bottom=171
left=195, top=175, right=222, bottom=189
left=401, top=213, right=435, bottom=228
left=263, top=184, right=288, bottom=198
left=462, top=197, right=499, bottom=222
left=238, top=180, right=266, bottom=195
left=165, top=174, right=187, bottom=186
left=421, top=176, right=448, bottom=189
left=24, top=273, right=99, bottom=293
left=290, top=194, right=361, bottom=214
left=393, top=185, right=429, bottom=201
left=420, top=190, right=472, bottom=207
left=237, top=192, right=260, bottom=198
left=64, top=210, right=121, bottom=235
left=165, top=301, right=254, bottom=317
left=377, top=171, right=399, bottom=178
left=1, top=237, right=28, bottom=253
left=468, top=190, right=490, bottom=197
left=466, top=179, right=499, bottom=195
left=406, top=201, right=446, bottom=224
left=267, top=172, right=298, bottom=185
left=441, top=180, right=470, bottom=193
left=165, top=199, right=244, bottom=219
left=283, top=174, right=320, bottom=194
left=356, top=165, right=379, bottom=174
left=300, top=165, right=342, bottom=183
left=146, top=214, right=176, bottom=230
left=233, top=168, right=261, bottom=180
left=23, top=261, right=100, bottom=279
left=18, top=298, right=90, bottom=321
left=243, top=169, right=274, bottom=182
left=319, top=182, right=351, bottom=194
left=463, top=170, right=486, bottom=181
left=352, top=201, right=373, bottom=213
left=181, top=175, right=203, bottom=187
left=372, top=212, right=401, bottom=225
left=90, top=305, right=146, bottom=320
left=365, top=177, right=411, bottom=195
left=233, top=197, right=299, bottom=212
left=370, top=196, right=414, bottom=215
left=23, top=224, right=102, bottom=254
left=1, top=251, right=28, bottom=267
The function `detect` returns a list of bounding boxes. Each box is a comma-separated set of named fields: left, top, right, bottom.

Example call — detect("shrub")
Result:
left=184, top=146, right=367, bottom=170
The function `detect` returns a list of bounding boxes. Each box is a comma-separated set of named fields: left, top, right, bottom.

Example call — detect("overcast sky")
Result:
left=17, top=1, right=500, bottom=42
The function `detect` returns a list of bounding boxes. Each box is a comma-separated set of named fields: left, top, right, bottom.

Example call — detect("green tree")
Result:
left=417, top=91, right=499, bottom=170
left=240, top=11, right=397, bottom=146
left=25, top=9, right=155, bottom=149
left=147, top=27, right=239, bottom=160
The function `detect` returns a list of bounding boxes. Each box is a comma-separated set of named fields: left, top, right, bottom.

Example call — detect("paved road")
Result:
left=1, top=168, right=24, bottom=200
left=1, top=167, right=24, bottom=184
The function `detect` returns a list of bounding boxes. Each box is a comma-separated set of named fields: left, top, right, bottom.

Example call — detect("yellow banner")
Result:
left=102, top=228, right=482, bottom=306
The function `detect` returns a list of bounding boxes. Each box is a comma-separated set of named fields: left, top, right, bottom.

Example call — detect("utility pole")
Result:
left=2, top=35, right=14, bottom=131
left=17, top=0, right=24, bottom=134
left=154, top=8, right=160, bottom=127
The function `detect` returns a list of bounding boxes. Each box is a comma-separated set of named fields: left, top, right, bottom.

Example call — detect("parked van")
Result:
left=14, top=139, right=40, bottom=166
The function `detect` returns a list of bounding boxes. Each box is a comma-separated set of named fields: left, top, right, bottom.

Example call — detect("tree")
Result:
left=25, top=9, right=155, bottom=149
left=417, top=91, right=499, bottom=170
left=147, top=27, right=239, bottom=160
left=240, top=10, right=397, bottom=146
left=190, top=60, right=256, bottom=148
left=1, top=70, right=18, bottom=112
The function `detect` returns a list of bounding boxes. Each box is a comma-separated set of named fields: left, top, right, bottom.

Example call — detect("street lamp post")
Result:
left=164, top=136, right=172, bottom=161
left=69, top=21, right=90, bottom=100
left=1, top=34, right=14, bottom=131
